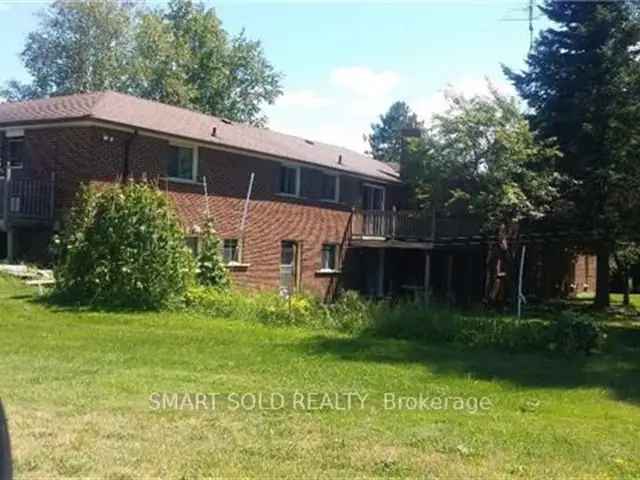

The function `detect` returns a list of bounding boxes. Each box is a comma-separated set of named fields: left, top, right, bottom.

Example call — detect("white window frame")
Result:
left=279, top=163, right=301, bottom=197
left=167, top=142, right=198, bottom=183
left=222, top=238, right=241, bottom=265
left=320, top=172, right=340, bottom=203
left=6, top=137, right=25, bottom=170
left=319, top=243, right=340, bottom=273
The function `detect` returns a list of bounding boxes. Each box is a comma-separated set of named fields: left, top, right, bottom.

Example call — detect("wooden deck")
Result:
left=349, top=209, right=483, bottom=249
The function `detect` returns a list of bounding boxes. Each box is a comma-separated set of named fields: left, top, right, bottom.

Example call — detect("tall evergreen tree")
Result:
left=504, top=1, right=640, bottom=307
left=366, top=101, right=423, bottom=163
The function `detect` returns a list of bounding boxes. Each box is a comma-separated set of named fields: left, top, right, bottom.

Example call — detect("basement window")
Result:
left=185, top=236, right=199, bottom=255
left=320, top=244, right=339, bottom=272
left=223, top=239, right=240, bottom=264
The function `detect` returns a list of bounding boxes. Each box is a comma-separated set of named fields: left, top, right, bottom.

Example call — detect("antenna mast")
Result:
left=500, top=0, right=541, bottom=52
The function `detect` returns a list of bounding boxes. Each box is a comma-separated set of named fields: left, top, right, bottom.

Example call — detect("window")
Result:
left=223, top=239, right=240, bottom=264
left=320, top=173, right=339, bottom=202
left=168, top=145, right=196, bottom=181
left=185, top=237, right=199, bottom=255
left=7, top=138, right=24, bottom=169
left=280, top=241, right=299, bottom=293
left=279, top=165, right=299, bottom=196
left=321, top=244, right=339, bottom=272
left=362, top=184, right=385, bottom=211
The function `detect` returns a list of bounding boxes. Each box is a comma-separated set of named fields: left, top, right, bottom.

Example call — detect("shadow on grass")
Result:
left=294, top=333, right=640, bottom=405
left=15, top=292, right=166, bottom=315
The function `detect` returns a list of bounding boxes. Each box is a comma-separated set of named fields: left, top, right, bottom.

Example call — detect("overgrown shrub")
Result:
left=53, top=182, right=195, bottom=309
left=196, top=218, right=229, bottom=289
left=548, top=312, right=605, bottom=355
left=186, top=286, right=606, bottom=355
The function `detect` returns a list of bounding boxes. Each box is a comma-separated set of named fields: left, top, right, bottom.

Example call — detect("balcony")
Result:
left=0, top=173, right=55, bottom=229
left=350, top=209, right=485, bottom=249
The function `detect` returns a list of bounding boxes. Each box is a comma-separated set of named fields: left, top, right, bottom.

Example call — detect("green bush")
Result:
left=186, top=286, right=606, bottom=356
left=548, top=312, right=606, bottom=355
left=53, top=182, right=195, bottom=309
left=196, top=218, right=229, bottom=289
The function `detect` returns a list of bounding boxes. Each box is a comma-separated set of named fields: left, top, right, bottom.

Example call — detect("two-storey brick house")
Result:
left=0, top=92, right=596, bottom=302
left=0, top=92, right=428, bottom=299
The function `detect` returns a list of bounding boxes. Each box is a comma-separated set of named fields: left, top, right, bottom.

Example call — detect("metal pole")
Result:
left=202, top=176, right=210, bottom=218
left=517, top=245, right=527, bottom=318
left=239, top=172, right=255, bottom=260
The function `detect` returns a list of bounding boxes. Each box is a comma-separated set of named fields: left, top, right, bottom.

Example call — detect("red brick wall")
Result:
left=573, top=254, right=597, bottom=294
left=21, top=125, right=401, bottom=298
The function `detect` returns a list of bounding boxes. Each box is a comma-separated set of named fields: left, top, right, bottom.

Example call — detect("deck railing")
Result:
left=1, top=173, right=55, bottom=225
left=352, top=209, right=485, bottom=243
left=354, top=208, right=434, bottom=240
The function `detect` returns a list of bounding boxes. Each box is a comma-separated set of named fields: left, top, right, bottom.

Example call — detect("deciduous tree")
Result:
left=2, top=0, right=283, bottom=125
left=406, top=88, right=561, bottom=305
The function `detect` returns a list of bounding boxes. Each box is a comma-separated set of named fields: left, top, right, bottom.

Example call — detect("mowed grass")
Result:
left=1, top=276, right=640, bottom=479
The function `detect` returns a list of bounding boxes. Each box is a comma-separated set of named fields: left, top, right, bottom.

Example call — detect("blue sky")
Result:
left=0, top=0, right=546, bottom=152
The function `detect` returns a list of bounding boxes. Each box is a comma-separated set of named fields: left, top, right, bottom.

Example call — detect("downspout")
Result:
left=122, top=129, right=139, bottom=182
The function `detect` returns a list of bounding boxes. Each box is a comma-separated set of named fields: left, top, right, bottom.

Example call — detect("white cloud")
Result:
left=330, top=66, right=401, bottom=98
left=412, top=76, right=517, bottom=124
left=267, top=70, right=517, bottom=155
left=276, top=89, right=332, bottom=109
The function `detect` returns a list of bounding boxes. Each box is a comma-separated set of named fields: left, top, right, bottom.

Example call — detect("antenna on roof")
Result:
left=211, top=126, right=217, bottom=137
left=499, top=0, right=542, bottom=52
left=338, top=154, right=343, bottom=165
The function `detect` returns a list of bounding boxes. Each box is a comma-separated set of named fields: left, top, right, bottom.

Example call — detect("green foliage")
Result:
left=406, top=87, right=562, bottom=232
left=53, top=182, right=195, bottom=309
left=2, top=0, right=136, bottom=100
left=548, top=312, right=606, bottom=355
left=185, top=286, right=327, bottom=328
left=366, top=101, right=423, bottom=163
left=371, top=302, right=606, bottom=355
left=187, top=286, right=606, bottom=355
left=195, top=219, right=229, bottom=289
left=2, top=0, right=282, bottom=126
left=504, top=1, right=640, bottom=306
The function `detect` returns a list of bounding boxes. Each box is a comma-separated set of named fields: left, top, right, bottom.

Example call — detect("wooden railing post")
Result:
left=3, top=168, right=11, bottom=222
left=391, top=206, right=397, bottom=239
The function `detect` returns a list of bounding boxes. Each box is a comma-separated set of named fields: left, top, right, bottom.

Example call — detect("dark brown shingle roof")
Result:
left=0, top=91, right=400, bottom=183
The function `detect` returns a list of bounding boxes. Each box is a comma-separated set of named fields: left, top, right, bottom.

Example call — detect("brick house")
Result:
left=0, top=92, right=596, bottom=301
left=0, top=92, right=421, bottom=299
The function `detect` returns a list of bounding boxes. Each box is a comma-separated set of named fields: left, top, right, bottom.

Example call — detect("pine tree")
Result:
left=504, top=1, right=640, bottom=308
left=366, top=101, right=423, bottom=163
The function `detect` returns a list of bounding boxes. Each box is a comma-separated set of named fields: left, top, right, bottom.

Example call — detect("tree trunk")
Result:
left=595, top=243, right=610, bottom=309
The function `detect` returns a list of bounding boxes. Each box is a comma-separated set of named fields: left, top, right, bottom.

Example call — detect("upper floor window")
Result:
left=363, top=184, right=385, bottom=211
left=7, top=137, right=24, bottom=169
left=168, top=145, right=197, bottom=181
left=279, top=165, right=300, bottom=196
left=320, top=173, right=339, bottom=202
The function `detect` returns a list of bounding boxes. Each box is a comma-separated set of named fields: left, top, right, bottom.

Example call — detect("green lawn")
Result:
left=1, top=276, right=640, bottom=479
